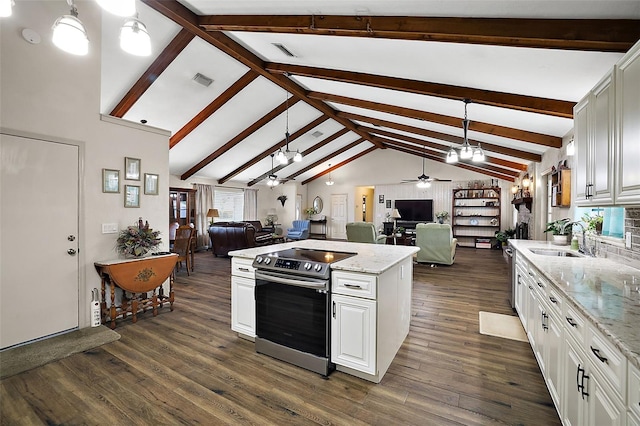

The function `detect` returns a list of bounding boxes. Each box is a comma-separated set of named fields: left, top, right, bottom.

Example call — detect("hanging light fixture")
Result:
left=459, top=99, right=473, bottom=160
left=120, top=16, right=151, bottom=56
left=52, top=0, right=89, bottom=56
left=472, top=142, right=485, bottom=162
left=276, top=92, right=303, bottom=165
left=445, top=146, right=458, bottom=163
left=266, top=154, right=280, bottom=187
left=325, top=164, right=335, bottom=186
left=96, top=0, right=136, bottom=17
left=0, top=0, right=14, bottom=18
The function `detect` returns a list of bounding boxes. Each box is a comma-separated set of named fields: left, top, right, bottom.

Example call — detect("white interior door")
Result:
left=1, top=133, right=80, bottom=349
left=330, top=194, right=348, bottom=240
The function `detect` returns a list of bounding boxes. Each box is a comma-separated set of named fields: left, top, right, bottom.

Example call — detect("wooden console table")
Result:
left=94, top=254, right=177, bottom=329
left=309, top=218, right=327, bottom=239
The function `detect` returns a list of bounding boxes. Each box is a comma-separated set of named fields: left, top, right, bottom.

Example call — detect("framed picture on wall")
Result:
left=386, top=200, right=391, bottom=208
left=124, top=157, right=141, bottom=180
left=379, top=195, right=384, bottom=204
left=124, top=185, right=140, bottom=208
left=102, top=169, right=119, bottom=193
left=144, top=173, right=159, bottom=195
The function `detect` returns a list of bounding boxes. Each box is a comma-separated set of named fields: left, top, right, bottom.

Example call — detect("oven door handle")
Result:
left=255, top=270, right=329, bottom=289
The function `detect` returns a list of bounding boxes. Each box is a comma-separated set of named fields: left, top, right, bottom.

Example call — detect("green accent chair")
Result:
left=415, top=223, right=457, bottom=265
left=346, top=222, right=386, bottom=244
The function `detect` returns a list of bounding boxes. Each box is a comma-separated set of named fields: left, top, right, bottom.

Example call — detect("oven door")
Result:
left=255, top=270, right=330, bottom=358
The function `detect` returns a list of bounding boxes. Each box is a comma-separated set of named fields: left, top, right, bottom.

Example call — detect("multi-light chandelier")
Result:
left=275, top=93, right=302, bottom=165
left=446, top=99, right=485, bottom=164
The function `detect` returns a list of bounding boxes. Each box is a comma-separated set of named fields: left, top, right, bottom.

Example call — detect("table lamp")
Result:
left=206, top=208, right=219, bottom=226
left=390, top=208, right=401, bottom=230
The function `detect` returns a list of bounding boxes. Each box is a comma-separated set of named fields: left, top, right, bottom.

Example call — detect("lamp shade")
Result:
left=390, top=208, right=401, bottom=219
left=206, top=208, right=219, bottom=218
left=52, top=14, right=89, bottom=55
left=120, top=18, right=151, bottom=56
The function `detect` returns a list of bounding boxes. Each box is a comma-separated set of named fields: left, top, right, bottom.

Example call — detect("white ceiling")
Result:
left=99, top=0, right=640, bottom=186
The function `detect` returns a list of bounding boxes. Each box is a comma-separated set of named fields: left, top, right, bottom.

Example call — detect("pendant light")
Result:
left=446, top=146, right=458, bottom=163
left=472, top=143, right=485, bottom=162
left=276, top=92, right=302, bottom=165
left=120, top=16, right=151, bottom=56
left=96, top=0, right=136, bottom=17
left=325, top=164, right=335, bottom=186
left=459, top=99, right=473, bottom=160
left=52, top=0, right=89, bottom=56
left=0, top=0, right=14, bottom=18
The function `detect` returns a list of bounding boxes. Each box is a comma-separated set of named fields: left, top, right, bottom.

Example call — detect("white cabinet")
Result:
left=231, top=257, right=256, bottom=339
left=615, top=41, right=640, bottom=204
left=574, top=70, right=615, bottom=206
left=331, top=257, right=413, bottom=383
left=331, top=293, right=377, bottom=374
left=629, top=363, right=640, bottom=421
left=514, top=263, right=528, bottom=324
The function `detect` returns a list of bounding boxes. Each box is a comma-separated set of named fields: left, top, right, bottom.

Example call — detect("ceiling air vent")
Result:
left=311, top=131, right=324, bottom=138
left=192, top=73, right=213, bottom=87
left=272, top=43, right=296, bottom=58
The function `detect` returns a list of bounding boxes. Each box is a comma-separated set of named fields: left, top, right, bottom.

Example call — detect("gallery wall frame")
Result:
left=124, top=185, right=140, bottom=208
left=102, top=168, right=119, bottom=193
left=144, top=173, right=159, bottom=195
left=125, top=157, right=141, bottom=180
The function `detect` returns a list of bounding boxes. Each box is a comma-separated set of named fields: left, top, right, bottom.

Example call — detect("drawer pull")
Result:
left=536, top=281, right=543, bottom=288
left=528, top=285, right=534, bottom=291
left=549, top=296, right=557, bottom=304
left=343, top=283, right=362, bottom=289
left=566, top=317, right=577, bottom=327
left=238, top=267, right=250, bottom=272
left=590, top=346, right=608, bottom=364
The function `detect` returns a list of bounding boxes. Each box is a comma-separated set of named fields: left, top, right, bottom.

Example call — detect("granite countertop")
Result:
left=228, top=240, right=419, bottom=275
left=509, top=239, right=640, bottom=370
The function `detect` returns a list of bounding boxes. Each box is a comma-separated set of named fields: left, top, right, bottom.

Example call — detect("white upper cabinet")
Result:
left=615, top=41, right=640, bottom=204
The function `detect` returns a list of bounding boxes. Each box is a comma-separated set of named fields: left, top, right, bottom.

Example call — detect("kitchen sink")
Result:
left=529, top=248, right=583, bottom=257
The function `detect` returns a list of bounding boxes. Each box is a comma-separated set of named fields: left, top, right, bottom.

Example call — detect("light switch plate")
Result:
left=102, top=223, right=118, bottom=234
left=626, top=231, right=632, bottom=249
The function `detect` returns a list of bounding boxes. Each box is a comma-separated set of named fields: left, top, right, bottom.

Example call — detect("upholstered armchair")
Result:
left=415, top=223, right=457, bottom=265
left=346, top=222, right=386, bottom=244
left=286, top=220, right=310, bottom=240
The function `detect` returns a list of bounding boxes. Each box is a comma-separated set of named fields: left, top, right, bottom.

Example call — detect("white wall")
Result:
left=1, top=1, right=170, bottom=328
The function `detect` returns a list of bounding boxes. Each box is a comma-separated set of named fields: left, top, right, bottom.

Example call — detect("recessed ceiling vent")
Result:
left=272, top=43, right=296, bottom=58
left=192, top=73, right=213, bottom=87
left=311, top=131, right=324, bottom=138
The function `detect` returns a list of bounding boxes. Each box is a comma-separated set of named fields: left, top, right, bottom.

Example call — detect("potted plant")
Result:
left=394, top=226, right=405, bottom=237
left=582, top=213, right=603, bottom=234
left=116, top=218, right=161, bottom=258
left=435, top=211, right=449, bottom=224
left=544, top=218, right=571, bottom=245
left=304, top=207, right=316, bottom=218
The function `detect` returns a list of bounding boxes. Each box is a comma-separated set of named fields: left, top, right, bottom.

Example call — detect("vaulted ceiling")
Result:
left=100, top=0, right=640, bottom=185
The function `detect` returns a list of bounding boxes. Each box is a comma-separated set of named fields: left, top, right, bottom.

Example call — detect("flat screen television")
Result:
left=395, top=199, right=434, bottom=223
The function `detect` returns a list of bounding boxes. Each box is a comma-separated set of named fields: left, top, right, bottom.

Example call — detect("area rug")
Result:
left=0, top=326, right=120, bottom=379
left=479, top=311, right=528, bottom=342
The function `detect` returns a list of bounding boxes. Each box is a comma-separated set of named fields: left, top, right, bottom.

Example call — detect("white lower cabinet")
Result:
left=331, top=293, right=376, bottom=375
left=630, top=363, right=640, bottom=421
left=231, top=257, right=256, bottom=339
left=545, top=310, right=564, bottom=410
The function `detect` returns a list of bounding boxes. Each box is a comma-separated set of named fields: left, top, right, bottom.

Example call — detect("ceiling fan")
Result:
left=264, top=154, right=294, bottom=187
left=402, top=149, right=451, bottom=188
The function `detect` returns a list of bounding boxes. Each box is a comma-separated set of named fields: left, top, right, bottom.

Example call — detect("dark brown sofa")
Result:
left=247, top=220, right=273, bottom=245
left=208, top=222, right=256, bottom=257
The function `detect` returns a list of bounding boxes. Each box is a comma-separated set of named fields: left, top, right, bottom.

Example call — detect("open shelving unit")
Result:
left=452, top=187, right=501, bottom=248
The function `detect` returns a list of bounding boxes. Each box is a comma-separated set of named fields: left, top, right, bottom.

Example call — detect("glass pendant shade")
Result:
left=120, top=18, right=151, bottom=56
left=325, top=178, right=334, bottom=186
left=416, top=180, right=431, bottom=189
left=267, top=178, right=279, bottom=187
left=446, top=146, right=458, bottom=163
left=293, top=150, right=302, bottom=162
left=276, top=149, right=287, bottom=165
left=52, top=14, right=89, bottom=56
left=0, top=0, right=14, bottom=17
left=472, top=143, right=485, bottom=162
left=96, top=0, right=136, bottom=17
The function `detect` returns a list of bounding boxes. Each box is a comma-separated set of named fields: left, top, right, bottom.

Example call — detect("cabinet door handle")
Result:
left=566, top=317, right=577, bottom=327
left=549, top=296, right=557, bottom=304
left=238, top=267, right=250, bottom=272
left=542, top=312, right=549, bottom=331
left=343, top=283, right=362, bottom=289
left=577, top=364, right=589, bottom=399
left=590, top=346, right=608, bottom=364
left=332, top=301, right=336, bottom=319
left=586, top=183, right=594, bottom=199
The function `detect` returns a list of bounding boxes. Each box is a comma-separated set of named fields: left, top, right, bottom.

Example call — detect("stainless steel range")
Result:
left=252, top=248, right=356, bottom=376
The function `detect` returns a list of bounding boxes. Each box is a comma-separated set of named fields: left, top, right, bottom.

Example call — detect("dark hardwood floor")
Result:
left=1, top=247, right=560, bottom=425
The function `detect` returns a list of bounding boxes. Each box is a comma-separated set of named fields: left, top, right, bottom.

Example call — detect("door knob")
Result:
left=68, top=235, right=76, bottom=241
left=67, top=249, right=77, bottom=256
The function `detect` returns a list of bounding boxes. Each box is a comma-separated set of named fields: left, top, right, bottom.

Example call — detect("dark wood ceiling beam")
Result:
left=200, top=15, right=640, bottom=53
left=218, top=115, right=329, bottom=184
left=140, top=0, right=383, bottom=149
left=375, top=136, right=520, bottom=177
left=110, top=28, right=195, bottom=117
left=268, top=63, right=574, bottom=118
left=301, top=146, right=378, bottom=185
left=338, top=111, right=542, bottom=163
left=361, top=126, right=527, bottom=171
left=310, top=91, right=562, bottom=148
left=247, top=128, right=350, bottom=186
left=180, top=97, right=301, bottom=180
left=386, top=143, right=515, bottom=182
left=170, top=70, right=259, bottom=148
left=284, top=138, right=366, bottom=181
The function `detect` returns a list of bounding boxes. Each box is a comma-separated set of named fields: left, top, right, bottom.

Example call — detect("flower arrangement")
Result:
left=304, top=207, right=316, bottom=217
left=116, top=218, right=161, bottom=257
left=435, top=211, right=450, bottom=220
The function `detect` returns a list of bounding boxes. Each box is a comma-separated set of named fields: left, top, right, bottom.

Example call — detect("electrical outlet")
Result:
left=626, top=231, right=632, bottom=249
left=102, top=223, right=118, bottom=234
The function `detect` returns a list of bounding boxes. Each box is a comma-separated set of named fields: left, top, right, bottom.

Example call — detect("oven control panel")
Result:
left=254, top=255, right=326, bottom=277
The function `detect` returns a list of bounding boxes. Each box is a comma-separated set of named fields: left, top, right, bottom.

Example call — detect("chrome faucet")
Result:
left=561, top=221, right=594, bottom=256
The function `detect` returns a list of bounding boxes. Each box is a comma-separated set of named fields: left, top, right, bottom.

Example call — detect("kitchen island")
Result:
left=229, top=240, right=419, bottom=383
left=508, top=240, right=640, bottom=426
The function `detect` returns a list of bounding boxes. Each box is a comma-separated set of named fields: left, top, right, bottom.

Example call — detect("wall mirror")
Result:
left=313, top=196, right=323, bottom=214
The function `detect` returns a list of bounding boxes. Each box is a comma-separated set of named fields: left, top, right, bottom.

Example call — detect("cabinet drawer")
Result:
left=563, top=303, right=587, bottom=345
left=232, top=257, right=255, bottom=279
left=630, top=363, right=640, bottom=419
left=332, top=271, right=377, bottom=299
left=587, top=324, right=627, bottom=397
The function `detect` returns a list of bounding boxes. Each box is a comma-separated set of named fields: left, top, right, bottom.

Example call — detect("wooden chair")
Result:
left=172, top=225, right=194, bottom=275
